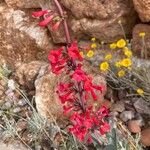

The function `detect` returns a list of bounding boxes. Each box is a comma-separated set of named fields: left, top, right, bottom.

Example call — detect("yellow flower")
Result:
left=110, top=43, right=117, bottom=49
left=91, top=43, right=97, bottom=49
left=139, top=32, right=146, bottom=37
left=105, top=54, right=112, bottom=60
left=87, top=50, right=94, bottom=57
left=117, top=39, right=126, bottom=48
left=121, top=58, right=132, bottom=67
left=115, top=61, right=122, bottom=68
left=136, top=88, right=144, bottom=95
left=117, top=70, right=125, bottom=77
left=79, top=51, right=84, bottom=57
left=91, top=37, right=96, bottom=42
left=123, top=48, right=132, bottom=57
left=100, top=62, right=109, bottom=71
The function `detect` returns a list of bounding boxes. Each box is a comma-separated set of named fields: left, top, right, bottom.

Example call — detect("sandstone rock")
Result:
left=141, top=128, right=150, bottom=146
left=15, top=61, right=47, bottom=89
left=0, top=3, right=53, bottom=67
left=133, top=0, right=150, bottom=22
left=127, top=120, right=141, bottom=133
left=5, top=0, right=46, bottom=8
left=120, top=111, right=135, bottom=122
left=35, top=61, right=106, bottom=122
left=132, top=24, right=150, bottom=59
left=43, top=0, right=137, bottom=43
left=59, top=0, right=137, bottom=43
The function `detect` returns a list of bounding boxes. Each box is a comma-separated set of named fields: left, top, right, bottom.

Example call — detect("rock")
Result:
left=133, top=98, right=150, bottom=115
left=111, top=101, right=125, bottom=113
left=134, top=113, right=145, bottom=126
left=35, top=70, right=64, bottom=123
left=0, top=3, right=53, bottom=67
left=120, top=111, right=135, bottom=122
left=132, top=24, right=150, bottom=59
left=2, top=101, right=12, bottom=110
left=13, top=107, right=21, bottom=113
left=18, top=99, right=27, bottom=107
left=46, top=0, right=137, bottom=43
left=15, top=61, right=47, bottom=89
left=141, top=128, right=150, bottom=146
left=133, top=0, right=150, bottom=22
left=5, top=0, right=46, bottom=8
left=127, top=120, right=141, bottom=133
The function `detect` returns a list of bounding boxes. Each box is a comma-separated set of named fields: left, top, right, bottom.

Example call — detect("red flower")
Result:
left=48, top=48, right=63, bottom=63
left=52, top=21, right=61, bottom=31
left=32, top=10, right=49, bottom=18
left=68, top=42, right=83, bottom=61
left=48, top=48, right=67, bottom=74
left=72, top=67, right=87, bottom=82
left=99, top=122, right=110, bottom=135
left=39, top=15, right=54, bottom=27
left=57, top=83, right=73, bottom=93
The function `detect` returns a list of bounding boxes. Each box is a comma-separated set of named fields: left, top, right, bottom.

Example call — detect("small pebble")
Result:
left=18, top=99, right=27, bottom=106
left=128, top=120, right=141, bottom=133
left=141, top=128, right=150, bottom=146
left=13, top=107, right=21, bottom=113
left=2, top=101, right=12, bottom=110
left=120, top=111, right=135, bottom=122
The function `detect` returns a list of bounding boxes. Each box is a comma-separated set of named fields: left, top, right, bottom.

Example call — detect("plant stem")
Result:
left=53, top=0, right=71, bottom=45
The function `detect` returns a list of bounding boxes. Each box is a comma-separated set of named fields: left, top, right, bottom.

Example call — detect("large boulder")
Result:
left=41, top=0, right=138, bottom=43
left=58, top=0, right=137, bottom=43
left=0, top=3, right=53, bottom=68
left=133, top=0, right=150, bottom=22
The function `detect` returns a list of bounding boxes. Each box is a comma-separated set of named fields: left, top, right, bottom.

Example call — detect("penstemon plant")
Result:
left=32, top=0, right=110, bottom=144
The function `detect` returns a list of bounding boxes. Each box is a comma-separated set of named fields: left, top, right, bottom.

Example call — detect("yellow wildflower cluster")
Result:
left=117, top=70, right=125, bottom=77
left=105, top=54, right=112, bottom=60
left=139, top=32, right=146, bottom=37
left=136, top=88, right=144, bottom=95
left=123, top=47, right=132, bottom=57
left=110, top=43, right=117, bottom=49
left=91, top=43, right=97, bottom=49
left=100, top=62, right=109, bottom=71
left=121, top=58, right=132, bottom=67
left=110, top=39, right=126, bottom=49
left=117, top=39, right=126, bottom=48
left=87, top=50, right=94, bottom=58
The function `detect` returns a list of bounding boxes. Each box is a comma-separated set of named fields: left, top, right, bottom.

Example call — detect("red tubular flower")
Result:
left=39, top=15, right=54, bottom=27
left=32, top=10, right=49, bottom=18
left=68, top=42, right=83, bottom=61
left=52, top=21, right=61, bottom=31
left=48, top=48, right=63, bottom=63
left=72, top=67, right=87, bottom=82
left=48, top=47, right=67, bottom=74
left=99, top=122, right=110, bottom=135
left=57, top=83, right=73, bottom=93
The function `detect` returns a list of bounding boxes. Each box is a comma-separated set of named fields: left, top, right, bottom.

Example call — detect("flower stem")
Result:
left=53, top=0, right=71, bottom=45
